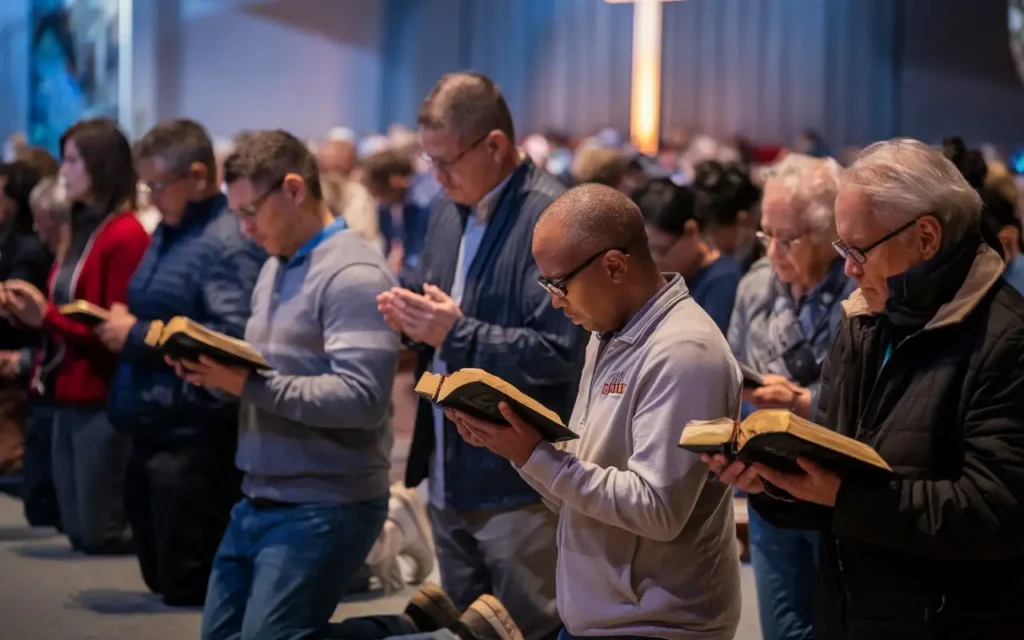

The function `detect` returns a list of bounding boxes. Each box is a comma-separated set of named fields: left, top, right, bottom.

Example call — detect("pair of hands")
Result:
left=446, top=402, right=543, bottom=467
left=0, top=351, right=21, bottom=380
left=0, top=280, right=47, bottom=328
left=702, top=452, right=841, bottom=507
left=165, top=355, right=249, bottom=397
left=377, top=284, right=462, bottom=349
left=743, top=373, right=812, bottom=418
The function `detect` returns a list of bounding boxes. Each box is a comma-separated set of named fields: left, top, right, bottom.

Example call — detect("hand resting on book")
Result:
left=446, top=402, right=543, bottom=467
left=703, top=452, right=842, bottom=507
left=166, top=354, right=248, bottom=397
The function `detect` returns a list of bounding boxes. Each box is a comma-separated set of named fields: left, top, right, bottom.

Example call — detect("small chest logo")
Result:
left=601, top=372, right=628, bottom=396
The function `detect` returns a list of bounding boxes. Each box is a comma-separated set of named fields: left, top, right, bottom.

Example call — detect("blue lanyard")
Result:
left=291, top=216, right=347, bottom=262
left=881, top=342, right=894, bottom=370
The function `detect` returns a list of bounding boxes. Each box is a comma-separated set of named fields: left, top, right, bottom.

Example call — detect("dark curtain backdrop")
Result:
left=381, top=0, right=900, bottom=148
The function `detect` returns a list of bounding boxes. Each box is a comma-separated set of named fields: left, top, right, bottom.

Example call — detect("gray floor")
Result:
left=0, top=494, right=762, bottom=639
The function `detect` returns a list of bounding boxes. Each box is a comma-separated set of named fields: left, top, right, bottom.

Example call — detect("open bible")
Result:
left=143, top=317, right=270, bottom=371
left=680, top=409, right=892, bottom=478
left=58, top=300, right=110, bottom=326
left=415, top=368, right=578, bottom=443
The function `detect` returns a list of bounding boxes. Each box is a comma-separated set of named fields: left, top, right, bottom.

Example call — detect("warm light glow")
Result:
left=607, top=0, right=683, bottom=155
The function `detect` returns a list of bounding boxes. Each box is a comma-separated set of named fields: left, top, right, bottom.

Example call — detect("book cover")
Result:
left=145, top=316, right=270, bottom=371
left=57, top=300, right=109, bottom=327
left=680, top=409, right=893, bottom=479
left=415, top=369, right=578, bottom=443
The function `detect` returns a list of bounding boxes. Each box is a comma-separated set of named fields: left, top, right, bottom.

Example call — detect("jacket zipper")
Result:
left=579, top=338, right=612, bottom=428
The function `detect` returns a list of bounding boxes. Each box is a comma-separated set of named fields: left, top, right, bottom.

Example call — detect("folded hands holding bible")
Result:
left=702, top=452, right=841, bottom=506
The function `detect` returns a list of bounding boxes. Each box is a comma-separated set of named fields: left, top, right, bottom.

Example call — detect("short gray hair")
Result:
left=839, top=138, right=982, bottom=246
left=29, top=177, right=71, bottom=224
left=763, top=153, right=842, bottom=239
left=135, top=119, right=216, bottom=176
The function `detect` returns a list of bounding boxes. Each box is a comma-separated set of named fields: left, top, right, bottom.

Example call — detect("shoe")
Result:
left=390, top=482, right=435, bottom=584
left=403, top=582, right=461, bottom=632
left=452, top=595, right=524, bottom=640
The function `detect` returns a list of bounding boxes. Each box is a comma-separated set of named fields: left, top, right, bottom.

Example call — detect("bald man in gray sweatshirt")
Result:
left=450, top=184, right=742, bottom=640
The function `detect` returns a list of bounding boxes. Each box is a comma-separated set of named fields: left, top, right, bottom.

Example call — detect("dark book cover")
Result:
left=161, top=333, right=268, bottom=371
left=417, top=374, right=578, bottom=444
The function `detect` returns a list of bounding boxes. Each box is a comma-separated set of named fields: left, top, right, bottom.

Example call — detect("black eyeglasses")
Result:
left=833, top=216, right=921, bottom=265
left=538, top=248, right=629, bottom=298
left=236, top=177, right=285, bottom=219
left=139, top=171, right=189, bottom=195
left=421, top=131, right=491, bottom=174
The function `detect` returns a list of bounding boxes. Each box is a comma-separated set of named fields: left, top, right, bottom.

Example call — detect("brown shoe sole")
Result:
left=464, top=594, right=524, bottom=640
left=406, top=582, right=461, bottom=631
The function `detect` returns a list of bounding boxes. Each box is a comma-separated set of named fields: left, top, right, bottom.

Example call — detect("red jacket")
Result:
left=42, top=211, right=150, bottom=404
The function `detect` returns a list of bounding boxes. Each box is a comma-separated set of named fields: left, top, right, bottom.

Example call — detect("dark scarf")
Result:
left=884, top=231, right=981, bottom=328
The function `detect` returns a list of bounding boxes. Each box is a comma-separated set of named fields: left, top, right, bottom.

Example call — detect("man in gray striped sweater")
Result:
left=169, top=130, right=400, bottom=640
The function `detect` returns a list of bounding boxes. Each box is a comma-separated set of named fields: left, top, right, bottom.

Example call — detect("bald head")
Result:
left=536, top=183, right=651, bottom=262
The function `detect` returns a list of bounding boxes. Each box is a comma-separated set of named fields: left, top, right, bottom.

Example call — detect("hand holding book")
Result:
left=166, top=354, right=249, bottom=397
left=447, top=402, right=544, bottom=467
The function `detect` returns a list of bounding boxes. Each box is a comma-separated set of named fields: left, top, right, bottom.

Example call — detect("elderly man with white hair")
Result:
left=725, top=153, right=856, bottom=640
left=710, top=138, right=1024, bottom=639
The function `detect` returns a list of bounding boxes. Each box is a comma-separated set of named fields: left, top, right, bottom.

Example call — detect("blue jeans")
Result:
left=748, top=505, right=821, bottom=640
left=201, top=495, right=388, bottom=640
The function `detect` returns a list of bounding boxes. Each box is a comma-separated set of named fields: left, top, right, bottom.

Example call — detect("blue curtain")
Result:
left=381, top=0, right=899, bottom=149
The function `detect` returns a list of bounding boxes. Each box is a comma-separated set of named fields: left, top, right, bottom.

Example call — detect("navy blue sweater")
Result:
left=107, top=194, right=266, bottom=440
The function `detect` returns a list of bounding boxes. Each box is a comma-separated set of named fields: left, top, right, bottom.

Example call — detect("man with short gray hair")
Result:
left=710, top=138, right=1024, bottom=638
left=378, top=72, right=585, bottom=639
left=100, top=118, right=266, bottom=606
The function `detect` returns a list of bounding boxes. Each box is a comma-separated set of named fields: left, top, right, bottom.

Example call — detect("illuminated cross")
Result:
left=606, top=0, right=684, bottom=155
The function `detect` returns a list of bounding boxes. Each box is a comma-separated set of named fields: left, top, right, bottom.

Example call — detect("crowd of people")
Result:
left=0, top=69, right=1023, bottom=640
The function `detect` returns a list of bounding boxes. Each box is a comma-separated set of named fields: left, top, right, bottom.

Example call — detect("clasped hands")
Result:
left=744, top=373, right=812, bottom=417
left=377, top=284, right=462, bottom=349
left=0, top=280, right=48, bottom=328
left=702, top=451, right=841, bottom=507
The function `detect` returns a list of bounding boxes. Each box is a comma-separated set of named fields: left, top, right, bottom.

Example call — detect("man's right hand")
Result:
left=701, top=453, right=766, bottom=494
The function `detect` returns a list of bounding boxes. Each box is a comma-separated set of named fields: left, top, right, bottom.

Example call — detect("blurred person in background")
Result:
left=634, top=178, right=741, bottom=332
left=101, top=119, right=265, bottom=607
left=321, top=171, right=382, bottom=249
left=12, top=177, right=69, bottom=528
left=0, top=162, right=51, bottom=477
left=0, top=119, right=149, bottom=554
left=981, top=186, right=1024, bottom=293
left=726, top=153, right=855, bottom=640
left=692, top=160, right=763, bottom=273
left=17, top=146, right=59, bottom=178
left=363, top=149, right=437, bottom=275
left=569, top=147, right=629, bottom=192
left=377, top=72, right=586, bottom=640
left=318, top=128, right=358, bottom=179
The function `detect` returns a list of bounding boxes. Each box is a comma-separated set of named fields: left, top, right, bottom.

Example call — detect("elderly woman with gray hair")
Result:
left=710, top=139, right=1024, bottom=638
left=726, top=153, right=856, bottom=640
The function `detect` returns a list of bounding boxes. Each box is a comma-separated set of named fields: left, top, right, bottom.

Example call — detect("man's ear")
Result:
left=605, top=250, right=630, bottom=283
left=917, top=215, right=943, bottom=260
left=283, top=173, right=307, bottom=206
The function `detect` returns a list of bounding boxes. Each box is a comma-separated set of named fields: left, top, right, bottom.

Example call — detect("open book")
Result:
left=680, top=409, right=892, bottom=478
left=415, top=368, right=578, bottom=443
left=144, top=317, right=270, bottom=371
left=58, top=300, right=110, bottom=326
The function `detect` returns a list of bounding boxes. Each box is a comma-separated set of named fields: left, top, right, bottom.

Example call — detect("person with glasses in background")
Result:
left=724, top=153, right=855, bottom=640
left=710, top=139, right=1024, bottom=639
left=166, top=130, right=399, bottom=640
left=99, top=119, right=266, bottom=607
left=0, top=119, right=149, bottom=555
left=376, top=72, right=586, bottom=640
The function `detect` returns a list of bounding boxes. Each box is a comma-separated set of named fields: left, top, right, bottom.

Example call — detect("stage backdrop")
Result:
left=380, top=0, right=900, bottom=149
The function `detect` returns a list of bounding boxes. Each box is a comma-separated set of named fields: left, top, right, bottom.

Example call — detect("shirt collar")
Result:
left=473, top=153, right=527, bottom=222
left=286, top=216, right=347, bottom=265
left=164, top=193, right=226, bottom=231
left=598, top=273, right=689, bottom=345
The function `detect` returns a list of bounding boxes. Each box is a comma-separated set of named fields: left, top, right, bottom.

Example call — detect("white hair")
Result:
left=763, top=152, right=842, bottom=239
left=839, top=138, right=982, bottom=246
left=29, top=177, right=71, bottom=223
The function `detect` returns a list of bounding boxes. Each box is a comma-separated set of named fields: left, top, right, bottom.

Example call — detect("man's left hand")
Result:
left=447, top=402, right=543, bottom=467
left=95, top=303, right=137, bottom=353
left=390, top=284, right=462, bottom=348
left=166, top=355, right=248, bottom=397
left=753, top=457, right=842, bottom=507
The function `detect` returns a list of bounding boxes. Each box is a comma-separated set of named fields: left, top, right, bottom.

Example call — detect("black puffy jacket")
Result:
left=751, top=245, right=1024, bottom=639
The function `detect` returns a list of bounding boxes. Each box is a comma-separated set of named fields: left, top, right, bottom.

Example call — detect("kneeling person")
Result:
left=170, top=130, right=400, bottom=640
left=451, top=184, right=742, bottom=639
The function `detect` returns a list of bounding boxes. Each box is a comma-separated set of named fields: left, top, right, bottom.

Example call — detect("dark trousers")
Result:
left=124, top=428, right=240, bottom=606
left=51, top=405, right=132, bottom=553
left=201, top=495, right=388, bottom=640
left=20, top=401, right=60, bottom=528
left=749, top=505, right=821, bottom=640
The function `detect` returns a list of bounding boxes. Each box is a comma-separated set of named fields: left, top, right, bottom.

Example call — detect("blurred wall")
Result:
left=0, top=0, right=30, bottom=144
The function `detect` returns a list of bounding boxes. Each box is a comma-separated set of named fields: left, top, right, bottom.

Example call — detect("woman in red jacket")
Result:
left=0, top=119, right=149, bottom=553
